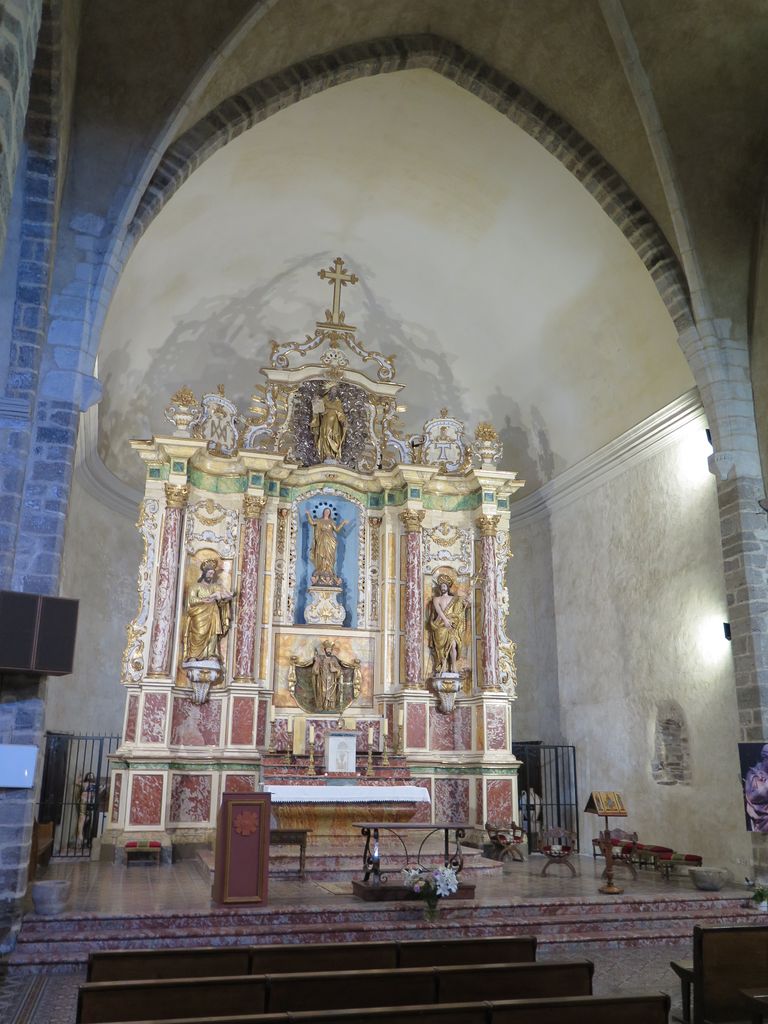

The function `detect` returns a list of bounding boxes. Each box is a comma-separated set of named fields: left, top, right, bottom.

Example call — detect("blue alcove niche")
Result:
left=295, top=493, right=360, bottom=628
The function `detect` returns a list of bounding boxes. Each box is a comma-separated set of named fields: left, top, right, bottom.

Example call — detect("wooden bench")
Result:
left=270, top=828, right=310, bottom=878
left=72, top=992, right=671, bottom=1024
left=670, top=924, right=768, bottom=1024
left=76, top=959, right=592, bottom=1022
left=87, top=934, right=537, bottom=982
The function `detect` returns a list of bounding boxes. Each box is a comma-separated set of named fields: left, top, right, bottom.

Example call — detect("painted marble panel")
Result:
left=140, top=693, right=168, bottom=744
left=476, top=777, right=484, bottom=823
left=111, top=772, right=122, bottom=823
left=412, top=776, right=432, bottom=823
left=125, top=694, right=139, bottom=743
left=406, top=703, right=428, bottom=748
left=230, top=697, right=255, bottom=746
left=272, top=717, right=291, bottom=752
left=169, top=774, right=212, bottom=822
left=129, top=773, right=164, bottom=826
left=354, top=720, right=381, bottom=753
left=225, top=773, right=256, bottom=793
left=170, top=697, right=221, bottom=746
left=434, top=778, right=469, bottom=823
left=429, top=705, right=472, bottom=752
left=485, top=704, right=508, bottom=751
left=255, top=700, right=267, bottom=747
left=487, top=778, right=514, bottom=824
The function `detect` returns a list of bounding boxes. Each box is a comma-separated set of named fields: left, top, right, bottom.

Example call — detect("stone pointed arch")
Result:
left=127, top=33, right=693, bottom=333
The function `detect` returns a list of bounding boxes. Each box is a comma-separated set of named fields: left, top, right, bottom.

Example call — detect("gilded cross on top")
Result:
left=317, top=257, right=358, bottom=332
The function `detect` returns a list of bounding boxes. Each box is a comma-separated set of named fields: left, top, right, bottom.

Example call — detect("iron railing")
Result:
left=512, top=742, right=579, bottom=853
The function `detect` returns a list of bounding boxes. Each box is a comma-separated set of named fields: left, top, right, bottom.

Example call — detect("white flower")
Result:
left=434, top=866, right=459, bottom=897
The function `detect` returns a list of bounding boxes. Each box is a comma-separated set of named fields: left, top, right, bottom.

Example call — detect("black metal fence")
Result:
left=38, top=732, right=121, bottom=858
left=512, top=742, right=579, bottom=853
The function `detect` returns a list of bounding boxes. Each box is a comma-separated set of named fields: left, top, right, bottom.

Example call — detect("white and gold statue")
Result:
left=427, top=574, right=468, bottom=676
left=183, top=558, right=233, bottom=664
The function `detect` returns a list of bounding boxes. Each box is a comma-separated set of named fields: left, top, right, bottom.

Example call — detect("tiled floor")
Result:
left=0, top=853, right=753, bottom=1022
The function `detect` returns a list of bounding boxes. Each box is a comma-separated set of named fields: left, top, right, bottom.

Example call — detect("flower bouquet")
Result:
left=402, top=865, right=459, bottom=921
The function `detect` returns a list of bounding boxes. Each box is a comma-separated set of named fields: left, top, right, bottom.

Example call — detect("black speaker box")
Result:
left=0, top=591, right=78, bottom=676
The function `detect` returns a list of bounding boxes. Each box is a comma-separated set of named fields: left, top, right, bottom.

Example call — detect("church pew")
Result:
left=87, top=934, right=537, bottom=982
left=77, top=959, right=592, bottom=1022
left=74, top=991, right=670, bottom=1024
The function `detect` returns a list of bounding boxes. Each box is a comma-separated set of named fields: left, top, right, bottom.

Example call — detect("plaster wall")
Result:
left=95, top=70, right=690, bottom=495
left=508, top=515, right=562, bottom=745
left=551, top=426, right=751, bottom=872
left=46, top=469, right=139, bottom=737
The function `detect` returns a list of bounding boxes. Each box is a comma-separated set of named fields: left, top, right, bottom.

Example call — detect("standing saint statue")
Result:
left=306, top=507, right=348, bottom=585
left=311, top=388, right=347, bottom=462
left=312, top=640, right=345, bottom=711
left=427, top=574, right=468, bottom=675
left=182, top=558, right=233, bottom=664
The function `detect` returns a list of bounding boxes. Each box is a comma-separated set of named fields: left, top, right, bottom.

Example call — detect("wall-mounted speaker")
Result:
left=0, top=591, right=79, bottom=676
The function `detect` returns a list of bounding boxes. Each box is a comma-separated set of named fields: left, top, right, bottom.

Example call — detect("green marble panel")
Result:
left=424, top=491, right=482, bottom=512
left=188, top=467, right=247, bottom=493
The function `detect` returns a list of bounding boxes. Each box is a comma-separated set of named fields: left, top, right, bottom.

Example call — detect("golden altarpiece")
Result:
left=105, top=259, right=524, bottom=855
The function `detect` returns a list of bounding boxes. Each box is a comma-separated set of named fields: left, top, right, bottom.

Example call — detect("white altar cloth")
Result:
left=263, top=785, right=431, bottom=804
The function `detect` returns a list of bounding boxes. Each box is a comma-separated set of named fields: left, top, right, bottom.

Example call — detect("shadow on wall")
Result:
left=97, top=252, right=471, bottom=487
left=487, top=388, right=565, bottom=493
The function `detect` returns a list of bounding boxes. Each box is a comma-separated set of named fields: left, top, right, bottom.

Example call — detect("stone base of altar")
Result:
left=263, top=783, right=431, bottom=837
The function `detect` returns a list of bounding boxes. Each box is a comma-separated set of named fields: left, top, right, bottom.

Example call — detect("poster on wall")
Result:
left=738, top=742, right=768, bottom=833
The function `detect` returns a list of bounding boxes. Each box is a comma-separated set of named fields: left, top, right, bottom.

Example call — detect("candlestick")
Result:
left=368, top=725, right=374, bottom=745
left=308, top=741, right=317, bottom=777
left=270, top=705, right=276, bottom=722
left=383, top=718, right=389, bottom=737
left=309, top=723, right=315, bottom=743
left=397, top=708, right=405, bottom=754
left=365, top=742, right=374, bottom=777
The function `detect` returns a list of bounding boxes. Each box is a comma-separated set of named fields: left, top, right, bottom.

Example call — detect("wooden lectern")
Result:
left=584, top=790, right=628, bottom=895
left=212, top=792, right=270, bottom=905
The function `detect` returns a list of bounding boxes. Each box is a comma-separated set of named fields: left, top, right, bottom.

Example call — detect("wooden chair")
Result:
left=539, top=827, right=578, bottom=876
left=485, top=821, right=526, bottom=862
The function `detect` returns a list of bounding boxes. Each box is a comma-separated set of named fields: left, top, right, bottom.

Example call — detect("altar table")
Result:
left=353, top=820, right=469, bottom=886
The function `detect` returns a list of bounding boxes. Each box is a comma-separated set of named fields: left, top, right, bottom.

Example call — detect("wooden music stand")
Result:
left=584, top=790, right=628, bottom=895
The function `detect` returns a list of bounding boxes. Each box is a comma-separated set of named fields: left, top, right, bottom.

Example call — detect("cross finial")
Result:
left=317, top=257, right=358, bottom=330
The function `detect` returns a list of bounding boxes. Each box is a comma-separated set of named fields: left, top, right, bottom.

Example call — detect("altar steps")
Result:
left=8, top=894, right=756, bottom=971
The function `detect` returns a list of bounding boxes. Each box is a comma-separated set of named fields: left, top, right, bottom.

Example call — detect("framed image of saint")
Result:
left=739, top=742, right=768, bottom=833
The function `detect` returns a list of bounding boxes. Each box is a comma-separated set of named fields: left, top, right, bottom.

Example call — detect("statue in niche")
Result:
left=427, top=574, right=469, bottom=676
left=183, top=558, right=233, bottom=664
left=311, top=387, right=347, bottom=462
left=288, top=641, right=362, bottom=715
left=306, top=507, right=348, bottom=586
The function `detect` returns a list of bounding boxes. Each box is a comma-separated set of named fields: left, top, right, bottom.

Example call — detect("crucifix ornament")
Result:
left=317, top=257, right=359, bottom=333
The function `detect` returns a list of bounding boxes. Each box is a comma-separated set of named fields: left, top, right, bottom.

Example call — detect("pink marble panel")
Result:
left=272, top=717, right=291, bottom=752
left=406, top=703, right=428, bottom=748
left=170, top=697, right=221, bottom=746
left=230, top=697, right=255, bottom=746
left=487, top=778, right=514, bottom=824
left=140, top=692, right=168, bottom=744
left=170, top=774, right=212, bottom=822
left=429, top=706, right=471, bottom=752
left=355, top=720, right=381, bottom=752
left=124, top=694, right=139, bottom=743
left=476, top=778, right=484, bottom=824
left=255, top=700, right=267, bottom=747
left=412, top=776, right=432, bottom=823
left=485, top=704, right=507, bottom=751
left=111, top=773, right=122, bottom=823
left=385, top=704, right=394, bottom=744
left=225, top=774, right=256, bottom=793
left=129, top=773, right=164, bottom=826
left=434, top=778, right=470, bottom=823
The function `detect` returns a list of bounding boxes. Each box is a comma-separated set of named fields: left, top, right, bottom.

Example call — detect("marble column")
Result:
left=233, top=495, right=266, bottom=682
left=148, top=483, right=188, bottom=676
left=400, top=509, right=425, bottom=689
left=478, top=514, right=501, bottom=691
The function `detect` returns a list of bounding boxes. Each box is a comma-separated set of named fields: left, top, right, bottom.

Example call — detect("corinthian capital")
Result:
left=243, top=495, right=267, bottom=518
left=399, top=509, right=425, bottom=533
left=476, top=514, right=500, bottom=537
left=164, top=483, right=189, bottom=509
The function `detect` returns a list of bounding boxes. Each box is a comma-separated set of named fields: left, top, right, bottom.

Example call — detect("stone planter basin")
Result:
left=688, top=867, right=732, bottom=891
left=30, top=879, right=71, bottom=915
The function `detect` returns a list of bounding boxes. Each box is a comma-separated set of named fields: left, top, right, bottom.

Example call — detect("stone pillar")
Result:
left=147, top=484, right=188, bottom=677
left=477, top=514, right=501, bottom=691
left=233, top=496, right=266, bottom=682
left=400, top=510, right=425, bottom=689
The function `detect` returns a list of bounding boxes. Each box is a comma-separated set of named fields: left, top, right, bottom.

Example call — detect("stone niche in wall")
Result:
left=651, top=699, right=691, bottom=786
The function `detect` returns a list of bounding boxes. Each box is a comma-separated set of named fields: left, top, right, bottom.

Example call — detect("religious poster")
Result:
left=739, top=742, right=768, bottom=832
